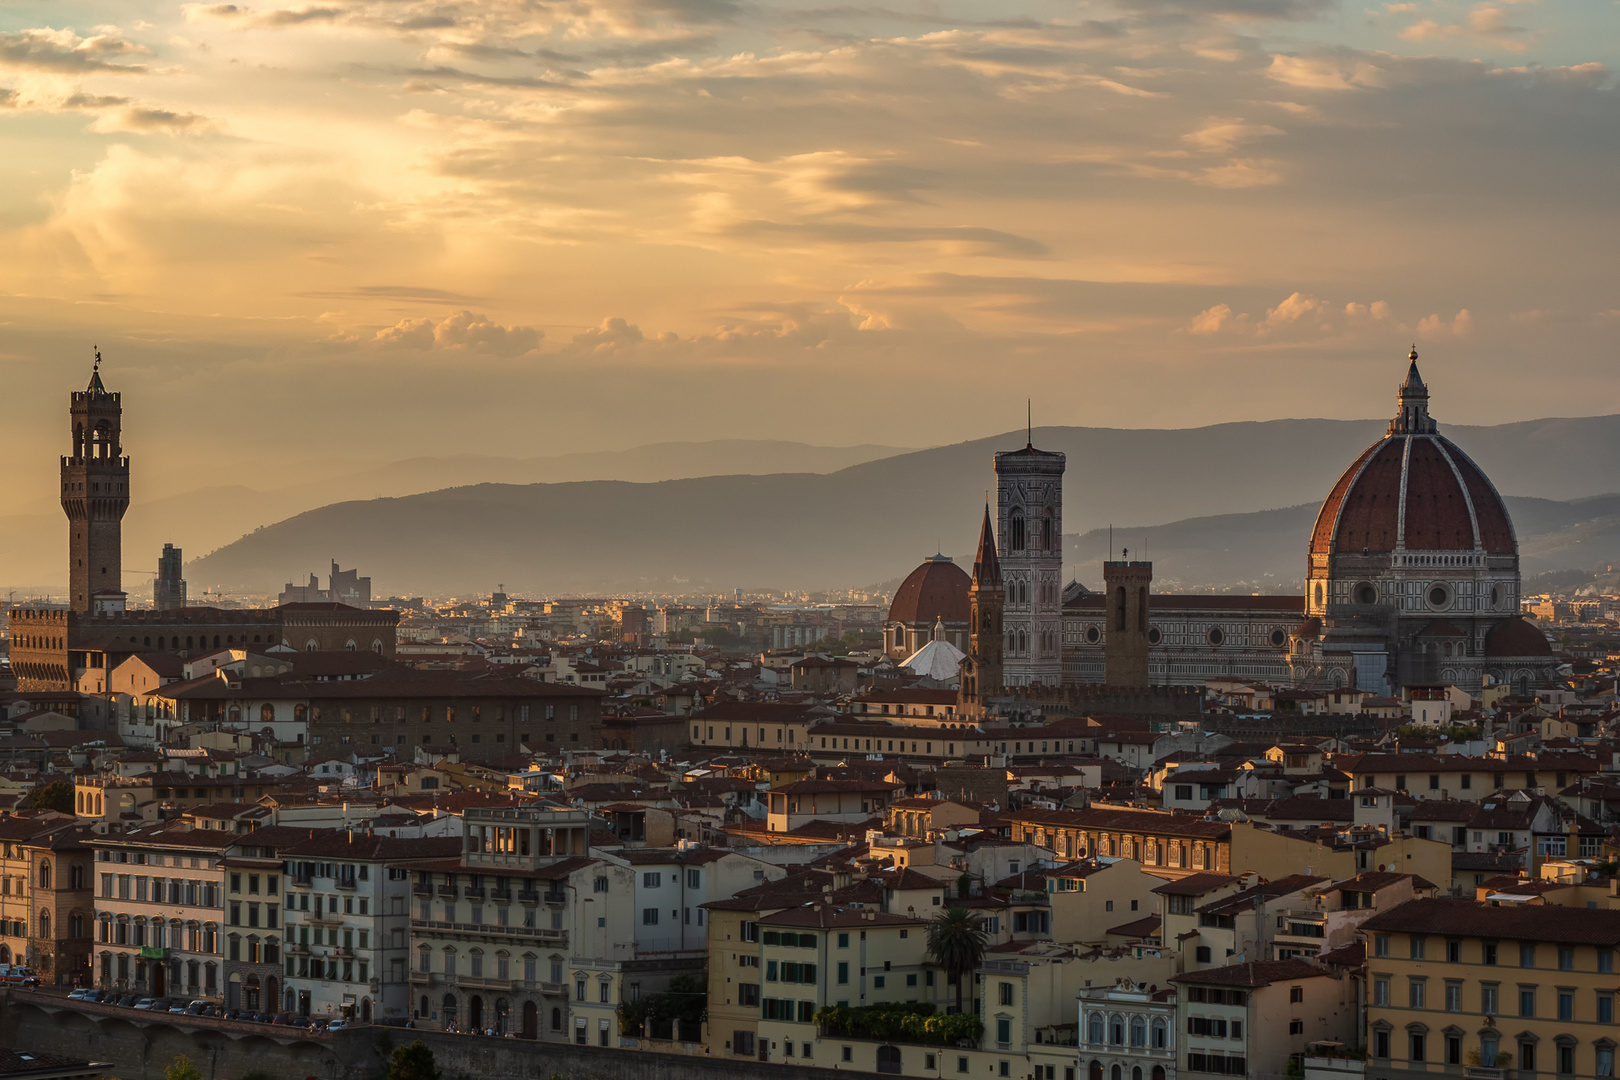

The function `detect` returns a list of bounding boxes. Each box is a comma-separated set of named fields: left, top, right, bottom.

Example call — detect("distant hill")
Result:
left=185, top=416, right=1620, bottom=596
left=0, top=439, right=913, bottom=592
left=1067, top=494, right=1620, bottom=593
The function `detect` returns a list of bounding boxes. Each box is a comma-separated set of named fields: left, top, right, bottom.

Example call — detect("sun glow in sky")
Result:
left=0, top=0, right=1616, bottom=486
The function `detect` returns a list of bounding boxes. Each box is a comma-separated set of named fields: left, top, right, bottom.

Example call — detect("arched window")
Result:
left=38, top=910, right=49, bottom=938
left=71, top=865, right=83, bottom=890
left=551, top=1006, right=563, bottom=1031
left=1152, top=1018, right=1167, bottom=1049
left=1010, top=510, right=1026, bottom=552
left=1087, top=1012, right=1105, bottom=1045
left=38, top=860, right=50, bottom=889
left=1042, top=507, right=1054, bottom=551
left=1137, top=587, right=1147, bottom=632
left=443, top=948, right=457, bottom=975
left=1115, top=586, right=1127, bottom=632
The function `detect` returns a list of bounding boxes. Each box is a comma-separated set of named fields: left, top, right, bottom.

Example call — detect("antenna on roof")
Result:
left=1027, top=400, right=1032, bottom=447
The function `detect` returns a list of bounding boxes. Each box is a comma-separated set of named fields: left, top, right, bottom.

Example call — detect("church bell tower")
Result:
left=62, top=352, right=130, bottom=613
left=959, top=504, right=1004, bottom=712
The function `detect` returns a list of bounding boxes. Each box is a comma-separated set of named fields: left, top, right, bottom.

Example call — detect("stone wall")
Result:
left=403, top=1031, right=894, bottom=1080
left=0, top=993, right=375, bottom=1080
left=0, top=994, right=898, bottom=1080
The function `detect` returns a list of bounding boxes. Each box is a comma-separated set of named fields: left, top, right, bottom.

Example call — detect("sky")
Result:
left=0, top=0, right=1616, bottom=507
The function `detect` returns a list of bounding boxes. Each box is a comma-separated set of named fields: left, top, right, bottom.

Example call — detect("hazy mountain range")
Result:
left=172, top=415, right=1620, bottom=598
left=0, top=440, right=910, bottom=593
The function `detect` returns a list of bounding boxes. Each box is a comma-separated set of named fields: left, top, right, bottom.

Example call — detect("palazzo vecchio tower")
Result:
left=62, top=353, right=130, bottom=613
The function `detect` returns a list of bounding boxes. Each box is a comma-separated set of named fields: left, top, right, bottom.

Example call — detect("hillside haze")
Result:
left=185, top=415, right=1620, bottom=596
left=0, top=440, right=911, bottom=592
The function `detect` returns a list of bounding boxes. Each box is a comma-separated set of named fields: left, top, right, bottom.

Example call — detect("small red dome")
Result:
left=1484, top=617, right=1552, bottom=657
left=888, top=556, right=970, bottom=625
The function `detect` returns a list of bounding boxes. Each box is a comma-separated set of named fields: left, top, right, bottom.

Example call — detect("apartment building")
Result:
left=407, top=807, right=635, bottom=1041
left=1002, top=808, right=1232, bottom=879
left=1362, top=898, right=1620, bottom=1080
left=0, top=817, right=95, bottom=987
left=89, top=825, right=234, bottom=1000
left=281, top=831, right=461, bottom=1023
left=1171, top=960, right=1355, bottom=1080
left=598, top=846, right=783, bottom=958
left=1079, top=979, right=1177, bottom=1080
left=753, top=905, right=930, bottom=1067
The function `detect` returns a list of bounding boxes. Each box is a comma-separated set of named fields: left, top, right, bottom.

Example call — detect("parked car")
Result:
left=67, top=988, right=91, bottom=1001
left=133, top=998, right=161, bottom=1010
left=117, top=995, right=140, bottom=1007
left=168, top=1002, right=189, bottom=1014
left=83, top=990, right=108, bottom=1003
left=327, top=1020, right=350, bottom=1032
left=271, top=1012, right=292, bottom=1026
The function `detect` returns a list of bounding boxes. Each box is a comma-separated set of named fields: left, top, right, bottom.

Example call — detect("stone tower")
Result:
left=959, top=504, right=1004, bottom=711
left=62, top=355, right=130, bottom=614
left=1103, top=559, right=1152, bottom=687
left=155, top=543, right=187, bottom=611
left=995, top=438, right=1065, bottom=686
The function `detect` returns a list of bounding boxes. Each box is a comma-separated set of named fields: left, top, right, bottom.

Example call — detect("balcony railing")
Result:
left=490, top=888, right=513, bottom=902
left=437, top=885, right=458, bottom=898
left=335, top=878, right=358, bottom=891
left=543, top=892, right=566, bottom=906
left=412, top=882, right=434, bottom=895
left=410, top=917, right=565, bottom=942
left=464, top=886, right=486, bottom=900
left=517, top=890, right=540, bottom=904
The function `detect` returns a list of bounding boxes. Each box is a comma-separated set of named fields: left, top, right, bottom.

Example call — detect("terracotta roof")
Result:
left=1106, top=915, right=1161, bottom=938
left=1152, top=872, right=1242, bottom=896
left=1198, top=875, right=1326, bottom=915
left=760, top=905, right=922, bottom=929
left=1006, top=807, right=1231, bottom=840
left=1362, top=898, right=1620, bottom=945
left=1171, top=959, right=1327, bottom=988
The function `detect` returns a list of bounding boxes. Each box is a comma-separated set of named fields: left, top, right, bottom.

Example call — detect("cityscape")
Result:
left=1, top=2, right=1618, bottom=1080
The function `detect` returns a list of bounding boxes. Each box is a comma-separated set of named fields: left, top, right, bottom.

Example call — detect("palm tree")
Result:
left=927, top=906, right=988, bottom=1015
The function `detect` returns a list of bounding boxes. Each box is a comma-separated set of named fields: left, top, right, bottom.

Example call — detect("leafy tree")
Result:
left=387, top=1041, right=442, bottom=1080
left=165, top=1056, right=203, bottom=1080
left=698, top=627, right=744, bottom=650
left=663, top=974, right=707, bottom=1024
left=926, top=907, right=988, bottom=1015
left=21, top=780, right=74, bottom=814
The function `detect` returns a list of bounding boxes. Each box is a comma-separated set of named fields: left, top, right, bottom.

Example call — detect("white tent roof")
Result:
left=901, top=637, right=966, bottom=682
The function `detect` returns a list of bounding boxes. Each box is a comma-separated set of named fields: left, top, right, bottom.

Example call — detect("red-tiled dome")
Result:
left=1484, top=617, right=1552, bottom=657
left=888, top=555, right=970, bottom=625
left=1309, top=357, right=1515, bottom=558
